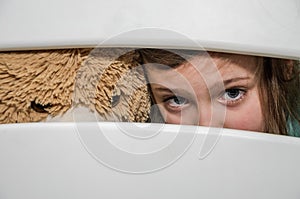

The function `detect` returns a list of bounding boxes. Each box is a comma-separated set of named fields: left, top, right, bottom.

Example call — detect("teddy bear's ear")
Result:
left=74, top=48, right=151, bottom=122
left=0, top=49, right=90, bottom=123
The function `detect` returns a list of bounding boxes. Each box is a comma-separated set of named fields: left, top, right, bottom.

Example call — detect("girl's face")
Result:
left=146, top=54, right=264, bottom=132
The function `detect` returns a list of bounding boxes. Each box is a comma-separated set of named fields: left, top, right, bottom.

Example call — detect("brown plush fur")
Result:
left=0, top=48, right=150, bottom=124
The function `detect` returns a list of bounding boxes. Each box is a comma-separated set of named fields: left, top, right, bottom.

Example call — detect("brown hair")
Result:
left=137, top=48, right=300, bottom=135
left=257, top=57, right=300, bottom=135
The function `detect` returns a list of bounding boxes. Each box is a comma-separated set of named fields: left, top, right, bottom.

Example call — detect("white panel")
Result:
left=0, top=122, right=300, bottom=199
left=0, top=0, right=299, bottom=58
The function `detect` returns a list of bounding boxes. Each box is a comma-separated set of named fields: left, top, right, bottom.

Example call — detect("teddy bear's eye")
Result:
left=111, top=88, right=121, bottom=107
left=31, top=101, right=52, bottom=113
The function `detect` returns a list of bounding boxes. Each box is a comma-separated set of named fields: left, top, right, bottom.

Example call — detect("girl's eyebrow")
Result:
left=222, top=76, right=251, bottom=85
left=151, top=77, right=252, bottom=98
left=152, top=87, right=173, bottom=92
left=206, top=76, right=251, bottom=90
left=153, top=87, right=188, bottom=94
left=152, top=86, right=195, bottom=99
left=208, top=76, right=251, bottom=96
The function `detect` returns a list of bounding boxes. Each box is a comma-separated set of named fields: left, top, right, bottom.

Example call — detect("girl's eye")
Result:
left=164, top=96, right=188, bottom=108
left=218, top=88, right=246, bottom=105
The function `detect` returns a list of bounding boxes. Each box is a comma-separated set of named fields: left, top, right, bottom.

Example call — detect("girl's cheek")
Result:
left=163, top=110, right=182, bottom=124
left=165, top=108, right=199, bottom=125
left=223, top=88, right=264, bottom=132
left=224, top=108, right=264, bottom=132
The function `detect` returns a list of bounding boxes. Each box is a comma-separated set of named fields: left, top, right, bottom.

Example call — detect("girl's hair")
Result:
left=257, top=57, right=300, bottom=135
left=137, top=48, right=300, bottom=135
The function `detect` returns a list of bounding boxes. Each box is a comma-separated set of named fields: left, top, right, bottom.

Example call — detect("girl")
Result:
left=137, top=48, right=300, bottom=136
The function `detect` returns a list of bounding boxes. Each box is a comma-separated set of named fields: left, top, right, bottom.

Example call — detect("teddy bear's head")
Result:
left=74, top=48, right=151, bottom=122
left=0, top=48, right=151, bottom=124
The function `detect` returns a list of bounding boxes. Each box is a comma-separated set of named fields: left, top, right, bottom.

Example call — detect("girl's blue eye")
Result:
left=219, top=88, right=246, bottom=105
left=166, top=96, right=188, bottom=107
left=226, top=89, right=241, bottom=99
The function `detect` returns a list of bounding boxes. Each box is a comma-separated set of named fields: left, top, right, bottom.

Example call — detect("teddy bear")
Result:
left=0, top=48, right=151, bottom=124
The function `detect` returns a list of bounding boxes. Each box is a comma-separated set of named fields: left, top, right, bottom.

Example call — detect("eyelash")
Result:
left=218, top=88, right=247, bottom=106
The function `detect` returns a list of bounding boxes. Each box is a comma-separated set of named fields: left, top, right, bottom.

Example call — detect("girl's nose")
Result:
left=197, top=102, right=225, bottom=127
left=198, top=105, right=212, bottom=126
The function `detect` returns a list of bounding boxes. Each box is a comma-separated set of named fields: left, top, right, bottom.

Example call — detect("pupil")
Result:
left=174, top=96, right=184, bottom=104
left=227, top=89, right=239, bottom=98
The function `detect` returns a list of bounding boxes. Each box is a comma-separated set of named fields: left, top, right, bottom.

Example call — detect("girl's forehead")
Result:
left=145, top=51, right=259, bottom=78
left=183, top=53, right=258, bottom=73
